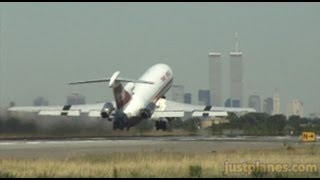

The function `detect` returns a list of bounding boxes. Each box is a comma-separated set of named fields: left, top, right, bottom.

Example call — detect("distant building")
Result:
left=198, top=89, right=210, bottom=105
left=33, top=96, right=49, bottom=106
left=231, top=99, right=240, bottom=108
left=225, top=98, right=231, bottom=107
left=208, top=52, right=222, bottom=106
left=287, top=99, right=304, bottom=117
left=171, top=85, right=184, bottom=103
left=272, top=92, right=281, bottom=115
left=230, top=33, right=243, bottom=107
left=67, top=93, right=86, bottom=105
left=310, top=113, right=320, bottom=119
left=248, top=95, right=261, bottom=112
left=184, top=93, right=192, bottom=104
left=263, top=97, right=273, bottom=115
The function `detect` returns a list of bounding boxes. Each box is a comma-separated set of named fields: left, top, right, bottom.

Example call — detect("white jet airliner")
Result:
left=8, top=63, right=255, bottom=131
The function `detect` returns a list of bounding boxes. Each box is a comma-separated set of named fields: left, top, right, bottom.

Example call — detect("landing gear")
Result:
left=113, top=121, right=124, bottom=130
left=113, top=121, right=119, bottom=130
left=112, top=110, right=129, bottom=131
left=155, top=120, right=166, bottom=131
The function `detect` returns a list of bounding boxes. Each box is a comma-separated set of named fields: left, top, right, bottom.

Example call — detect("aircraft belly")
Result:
left=127, top=116, right=144, bottom=127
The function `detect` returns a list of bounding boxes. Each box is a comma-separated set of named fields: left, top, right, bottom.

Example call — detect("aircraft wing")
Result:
left=152, top=98, right=256, bottom=118
left=7, top=102, right=115, bottom=118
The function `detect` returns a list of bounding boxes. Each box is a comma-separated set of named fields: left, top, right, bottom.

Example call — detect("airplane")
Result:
left=8, top=63, right=255, bottom=131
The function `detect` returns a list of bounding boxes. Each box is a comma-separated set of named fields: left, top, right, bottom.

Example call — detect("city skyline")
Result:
left=0, top=3, right=319, bottom=116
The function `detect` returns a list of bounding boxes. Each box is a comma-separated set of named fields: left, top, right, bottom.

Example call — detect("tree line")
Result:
left=0, top=112, right=319, bottom=137
left=209, top=113, right=320, bottom=136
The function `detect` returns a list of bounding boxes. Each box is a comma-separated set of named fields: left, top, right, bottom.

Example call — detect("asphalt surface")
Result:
left=0, top=136, right=318, bottom=159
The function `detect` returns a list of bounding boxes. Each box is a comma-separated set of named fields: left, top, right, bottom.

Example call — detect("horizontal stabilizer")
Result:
left=117, top=78, right=154, bottom=84
left=69, top=78, right=110, bottom=85
left=69, top=78, right=154, bottom=85
left=69, top=71, right=154, bottom=86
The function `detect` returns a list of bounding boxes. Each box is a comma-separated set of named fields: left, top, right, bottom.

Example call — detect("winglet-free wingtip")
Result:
left=109, top=71, right=120, bottom=87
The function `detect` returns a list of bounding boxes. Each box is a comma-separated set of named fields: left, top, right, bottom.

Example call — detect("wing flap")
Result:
left=152, top=111, right=185, bottom=118
left=152, top=110, right=228, bottom=118
left=38, top=110, right=61, bottom=116
left=7, top=102, right=109, bottom=118
left=192, top=111, right=228, bottom=117
left=153, top=98, right=253, bottom=119
left=38, top=110, right=81, bottom=116
left=88, top=110, right=102, bottom=117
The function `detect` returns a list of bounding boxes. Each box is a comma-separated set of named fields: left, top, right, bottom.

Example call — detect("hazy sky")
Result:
left=0, top=2, right=319, bottom=116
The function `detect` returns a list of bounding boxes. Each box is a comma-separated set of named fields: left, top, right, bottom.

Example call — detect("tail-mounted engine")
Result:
left=140, top=102, right=156, bottom=119
left=100, top=102, right=115, bottom=120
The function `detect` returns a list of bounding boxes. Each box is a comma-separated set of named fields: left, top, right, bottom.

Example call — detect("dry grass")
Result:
left=0, top=144, right=319, bottom=178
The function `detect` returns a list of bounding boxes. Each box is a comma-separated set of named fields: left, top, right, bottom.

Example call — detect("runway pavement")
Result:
left=0, top=136, right=318, bottom=159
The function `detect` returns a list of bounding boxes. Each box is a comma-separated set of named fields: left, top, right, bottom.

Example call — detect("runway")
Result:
left=0, top=136, right=318, bottom=159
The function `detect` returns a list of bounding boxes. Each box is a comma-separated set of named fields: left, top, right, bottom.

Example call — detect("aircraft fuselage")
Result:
left=113, top=63, right=173, bottom=130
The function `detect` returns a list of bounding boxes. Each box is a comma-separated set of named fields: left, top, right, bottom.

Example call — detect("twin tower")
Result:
left=209, top=33, right=243, bottom=107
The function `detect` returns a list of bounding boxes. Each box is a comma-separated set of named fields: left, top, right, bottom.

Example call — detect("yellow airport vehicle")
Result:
left=301, top=132, right=316, bottom=142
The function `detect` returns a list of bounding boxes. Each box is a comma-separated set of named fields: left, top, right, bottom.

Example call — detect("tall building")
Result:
left=287, top=99, right=304, bottom=117
left=225, top=98, right=231, bottom=107
left=230, top=32, right=243, bottom=107
left=248, top=95, right=261, bottom=112
left=184, top=93, right=192, bottom=104
left=208, top=52, right=222, bottom=106
left=263, top=97, right=273, bottom=115
left=272, top=92, right=281, bottom=115
left=198, top=89, right=210, bottom=105
left=67, top=93, right=86, bottom=105
left=171, top=85, right=184, bottom=103
left=33, top=96, right=49, bottom=106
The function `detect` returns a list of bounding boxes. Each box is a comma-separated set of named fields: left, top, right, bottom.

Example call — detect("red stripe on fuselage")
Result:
left=153, top=78, right=173, bottom=103
left=113, top=83, right=132, bottom=109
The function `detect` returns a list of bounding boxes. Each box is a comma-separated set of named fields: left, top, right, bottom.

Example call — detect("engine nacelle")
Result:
left=100, top=111, right=109, bottom=119
left=140, top=102, right=156, bottom=119
left=100, top=102, right=115, bottom=119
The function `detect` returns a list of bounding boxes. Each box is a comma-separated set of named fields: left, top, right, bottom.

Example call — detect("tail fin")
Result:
left=112, top=81, right=132, bottom=109
left=69, top=71, right=154, bottom=109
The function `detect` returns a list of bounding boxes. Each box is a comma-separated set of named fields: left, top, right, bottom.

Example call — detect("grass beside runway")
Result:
left=0, top=143, right=319, bottom=178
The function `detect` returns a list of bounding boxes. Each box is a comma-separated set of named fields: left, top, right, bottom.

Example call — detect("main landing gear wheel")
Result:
left=155, top=120, right=166, bottom=131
